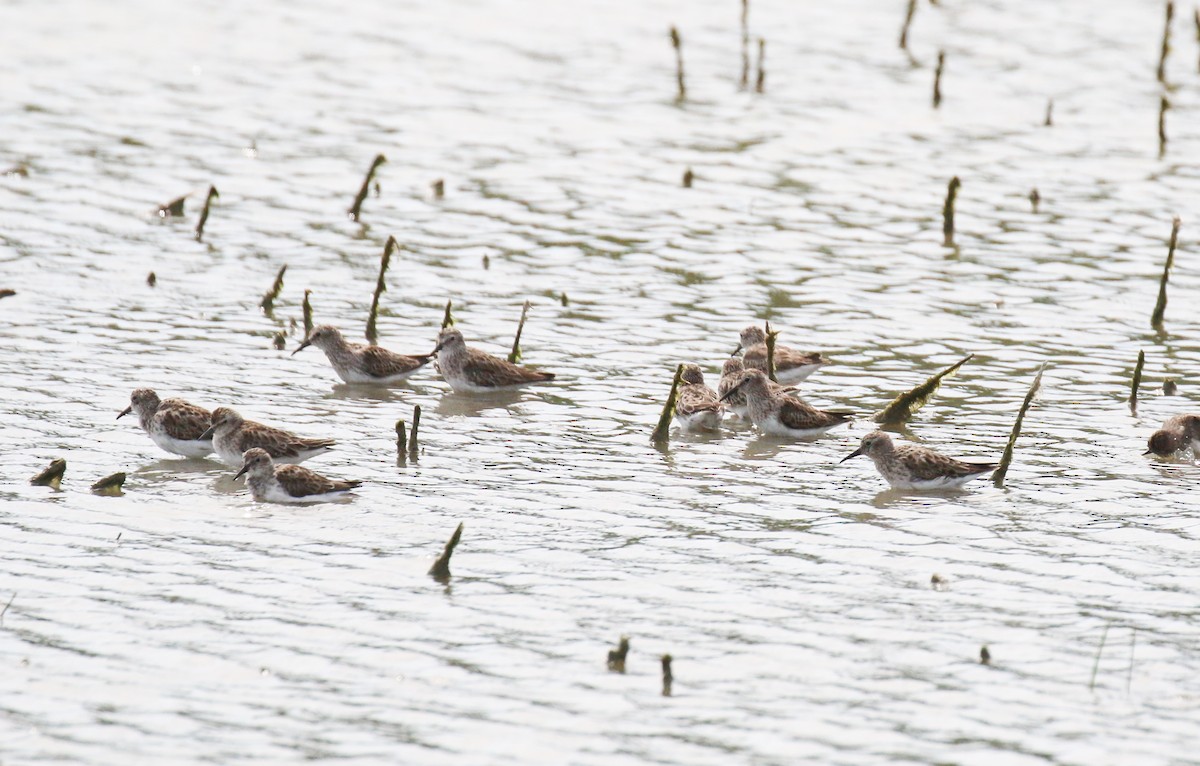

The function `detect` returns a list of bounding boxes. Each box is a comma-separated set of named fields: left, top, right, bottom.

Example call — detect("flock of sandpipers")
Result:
left=116, top=319, right=1200, bottom=502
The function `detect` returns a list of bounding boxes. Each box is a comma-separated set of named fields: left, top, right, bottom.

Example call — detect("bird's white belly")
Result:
left=676, top=410, right=722, bottom=432
left=755, top=413, right=843, bottom=438
left=774, top=364, right=822, bottom=385
left=150, top=431, right=213, bottom=458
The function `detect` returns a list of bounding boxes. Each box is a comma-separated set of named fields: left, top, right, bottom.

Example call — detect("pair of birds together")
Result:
left=674, top=326, right=1000, bottom=489
left=117, top=325, right=558, bottom=503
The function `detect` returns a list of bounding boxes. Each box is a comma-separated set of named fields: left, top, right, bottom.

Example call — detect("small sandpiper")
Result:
left=1145, top=414, right=1200, bottom=459
left=293, top=325, right=434, bottom=384
left=719, top=369, right=851, bottom=437
left=235, top=448, right=360, bottom=504
left=201, top=407, right=336, bottom=467
left=117, top=388, right=213, bottom=458
left=674, top=364, right=723, bottom=431
left=719, top=358, right=750, bottom=419
left=735, top=325, right=830, bottom=384
left=840, top=430, right=997, bottom=489
left=433, top=327, right=555, bottom=393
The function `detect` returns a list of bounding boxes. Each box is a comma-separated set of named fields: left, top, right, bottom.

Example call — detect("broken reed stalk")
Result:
left=899, top=0, right=917, bottom=50
left=1158, top=1, right=1175, bottom=83
left=651, top=364, right=686, bottom=443
left=942, top=176, right=961, bottom=247
left=992, top=363, right=1047, bottom=487
left=409, top=405, right=421, bottom=460
left=1158, top=95, right=1169, bottom=157
left=933, top=50, right=945, bottom=108
left=661, top=655, right=674, bottom=697
left=348, top=153, right=387, bottom=222
left=682, top=168, right=694, bottom=188
left=30, top=458, right=66, bottom=489
left=1029, top=188, right=1040, bottom=213
left=508, top=300, right=531, bottom=363
left=1044, top=99, right=1054, bottom=127
left=560, top=292, right=569, bottom=307
left=366, top=236, right=399, bottom=343
left=980, top=646, right=991, bottom=665
left=260, top=265, right=287, bottom=312
left=90, top=472, right=126, bottom=496
left=755, top=38, right=766, bottom=93
left=1129, top=350, right=1146, bottom=414
left=428, top=522, right=463, bottom=583
left=302, top=290, right=314, bottom=336
left=194, top=185, right=219, bottom=242
left=740, top=0, right=750, bottom=88
left=431, top=179, right=445, bottom=199
left=1151, top=216, right=1181, bottom=329
left=146, top=273, right=156, bottom=287
left=395, top=419, right=408, bottom=455
left=1089, top=623, right=1110, bottom=691
left=607, top=636, right=630, bottom=673
left=874, top=354, right=973, bottom=426
left=441, top=300, right=454, bottom=329
left=764, top=322, right=780, bottom=383
left=671, top=27, right=686, bottom=100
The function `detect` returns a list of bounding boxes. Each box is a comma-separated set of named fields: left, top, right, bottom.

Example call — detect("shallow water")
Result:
left=2, top=0, right=1199, bottom=763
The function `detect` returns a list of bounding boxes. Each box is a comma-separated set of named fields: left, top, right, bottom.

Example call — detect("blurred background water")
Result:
left=1, top=0, right=1199, bottom=763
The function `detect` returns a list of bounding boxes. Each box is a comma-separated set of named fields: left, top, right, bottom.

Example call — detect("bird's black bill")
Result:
left=291, top=339, right=312, bottom=356
left=199, top=426, right=216, bottom=440
left=732, top=344, right=742, bottom=355
left=234, top=465, right=249, bottom=480
left=116, top=406, right=132, bottom=420
left=717, top=380, right=745, bottom=402
left=839, top=447, right=864, bottom=464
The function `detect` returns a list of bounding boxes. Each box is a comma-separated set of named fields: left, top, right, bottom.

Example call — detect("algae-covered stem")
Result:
left=942, top=176, right=960, bottom=247
left=755, top=38, right=766, bottom=93
left=1129, top=350, right=1145, bottom=414
left=764, top=321, right=780, bottom=383
left=607, top=636, right=630, bottom=673
left=661, top=655, right=674, bottom=697
left=195, top=185, right=219, bottom=242
left=508, top=300, right=531, bottom=363
left=874, top=354, right=973, bottom=426
left=992, top=363, right=1047, bottom=487
left=671, top=27, right=686, bottom=100
left=1151, top=216, right=1181, bottom=329
left=682, top=168, right=694, bottom=188
left=260, top=264, right=287, bottom=313
left=91, top=472, right=127, bottom=496
left=348, top=153, right=387, bottom=222
left=30, top=458, right=66, bottom=489
left=409, top=405, right=421, bottom=460
left=932, top=50, right=945, bottom=108
left=366, top=236, right=399, bottom=343
left=428, top=523, right=463, bottom=583
left=302, top=290, right=314, bottom=336
left=1158, top=1, right=1175, bottom=83
left=651, top=364, right=685, bottom=443
left=431, top=178, right=445, bottom=200
left=1029, top=188, right=1040, bottom=213
left=1158, top=96, right=1169, bottom=158
left=441, top=300, right=454, bottom=329
left=395, top=418, right=407, bottom=456
left=899, top=0, right=917, bottom=50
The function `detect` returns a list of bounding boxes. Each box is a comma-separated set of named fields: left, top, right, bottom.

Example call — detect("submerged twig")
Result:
left=1129, top=350, right=1146, bottom=414
left=1158, top=95, right=1170, bottom=158
left=395, top=419, right=408, bottom=456
left=409, top=405, right=421, bottom=460
left=740, top=0, right=750, bottom=88
left=30, top=458, right=66, bottom=489
left=1044, top=99, right=1054, bottom=127
left=90, top=472, right=126, bottom=496
left=682, top=168, right=694, bottom=188
left=0, top=592, right=14, bottom=626
left=607, top=636, right=630, bottom=673
left=508, top=300, right=531, bottom=363
left=899, top=0, right=917, bottom=50
left=651, top=364, right=686, bottom=443
left=431, top=179, right=445, bottom=200
left=302, top=290, right=314, bottom=337
left=260, top=265, right=287, bottom=313
left=146, top=273, right=156, bottom=288
left=441, top=300, right=454, bottom=330
left=1158, top=1, right=1175, bottom=83
left=348, top=153, right=387, bottom=222
left=1151, top=216, right=1182, bottom=329
left=1089, top=623, right=1110, bottom=691
left=942, top=176, right=961, bottom=246
left=980, top=646, right=991, bottom=666
left=661, top=654, right=674, bottom=697
left=194, top=185, right=219, bottom=242
left=933, top=50, right=945, bottom=108
left=1029, top=188, right=1040, bottom=213
left=764, top=321, right=780, bottom=383
left=671, top=27, right=686, bottom=100
left=755, top=38, right=766, bottom=93
left=428, top=523, right=464, bottom=583
left=992, top=363, right=1047, bottom=487
left=366, top=236, right=399, bottom=344
left=874, top=354, right=973, bottom=426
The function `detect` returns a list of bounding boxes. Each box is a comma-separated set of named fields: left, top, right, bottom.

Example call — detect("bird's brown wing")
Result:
left=465, top=348, right=555, bottom=386
left=157, top=401, right=212, bottom=440
left=275, top=464, right=361, bottom=497
left=235, top=422, right=335, bottom=459
left=777, top=398, right=851, bottom=430
left=361, top=346, right=433, bottom=379
left=676, top=384, right=721, bottom=416
left=895, top=444, right=996, bottom=481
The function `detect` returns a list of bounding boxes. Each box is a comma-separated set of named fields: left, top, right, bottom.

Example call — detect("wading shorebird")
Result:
left=201, top=407, right=335, bottom=467
left=293, top=325, right=434, bottom=384
left=1145, top=414, right=1200, bottom=459
left=719, top=369, right=851, bottom=438
left=117, top=388, right=213, bottom=458
left=734, top=325, right=830, bottom=384
left=235, top=448, right=360, bottom=504
left=674, top=364, right=723, bottom=431
left=840, top=430, right=997, bottom=490
left=433, top=327, right=555, bottom=393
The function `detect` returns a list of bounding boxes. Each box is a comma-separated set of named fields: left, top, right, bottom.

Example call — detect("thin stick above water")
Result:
left=409, top=405, right=421, bottom=460
left=933, top=50, right=945, bottom=108
left=260, top=265, right=287, bottom=313
left=1158, top=1, right=1175, bottom=83
left=1158, top=95, right=1170, bottom=158
left=508, top=300, right=531, bottom=363
left=348, top=154, right=387, bottom=222
left=992, top=363, right=1047, bottom=487
left=671, top=27, right=686, bottom=100
left=302, top=290, right=314, bottom=337
left=740, top=0, right=750, bottom=88
left=428, top=523, right=463, bottom=583
left=764, top=321, right=780, bottom=383
left=755, top=38, right=766, bottom=93
left=942, top=176, right=960, bottom=247
left=874, top=354, right=973, bottom=426
left=441, top=300, right=454, bottom=329
left=899, top=0, right=918, bottom=50
left=651, top=364, right=685, bottom=444
left=366, top=236, right=399, bottom=343
left=1151, top=216, right=1182, bottom=329
left=1129, top=350, right=1146, bottom=414
left=194, top=185, right=219, bottom=242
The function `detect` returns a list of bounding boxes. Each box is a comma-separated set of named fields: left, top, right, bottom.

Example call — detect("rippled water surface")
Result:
left=3, top=0, right=1200, bottom=763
